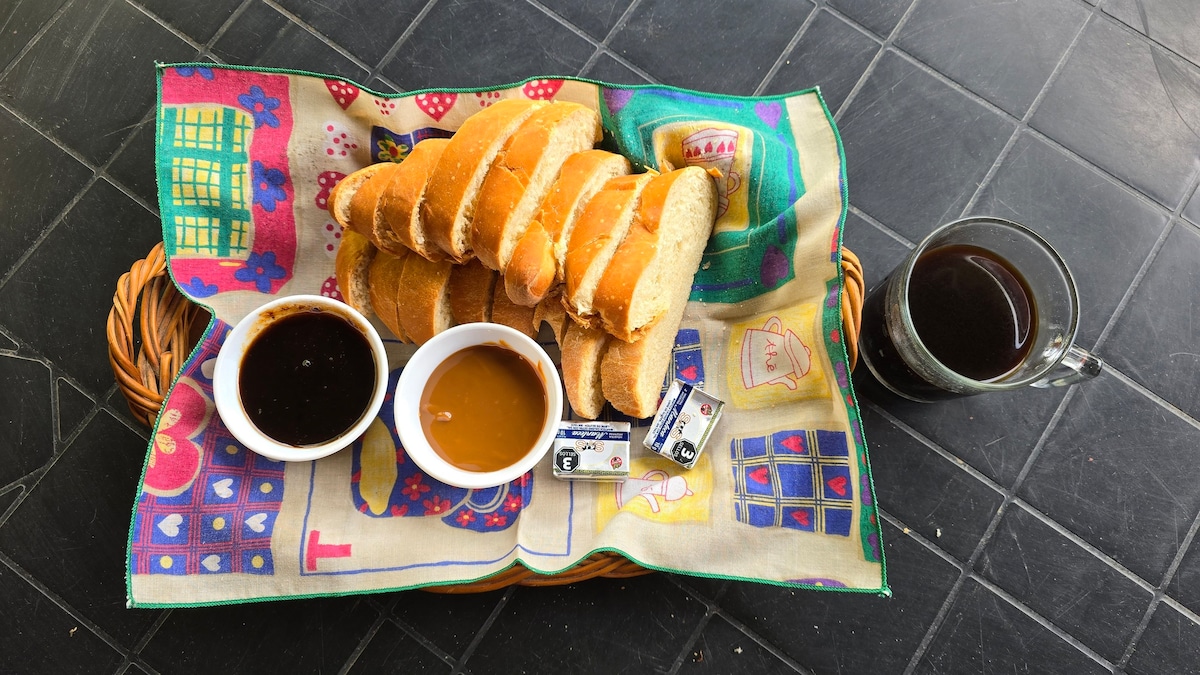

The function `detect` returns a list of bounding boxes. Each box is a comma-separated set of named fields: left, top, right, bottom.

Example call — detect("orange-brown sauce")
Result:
left=419, top=344, right=547, bottom=472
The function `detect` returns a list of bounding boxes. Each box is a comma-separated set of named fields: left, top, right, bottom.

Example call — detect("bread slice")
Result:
left=561, top=321, right=611, bottom=419
left=334, top=229, right=376, bottom=317
left=328, top=163, right=391, bottom=235
left=561, top=173, right=654, bottom=326
left=448, top=258, right=498, bottom=325
left=533, top=290, right=570, bottom=344
left=593, top=167, right=717, bottom=342
left=423, top=99, right=546, bottom=263
left=380, top=138, right=451, bottom=262
left=490, top=280, right=538, bottom=339
left=470, top=102, right=602, bottom=272
left=396, top=255, right=454, bottom=345
left=504, top=150, right=631, bottom=306
left=349, top=161, right=417, bottom=257
left=367, top=249, right=410, bottom=343
left=600, top=292, right=686, bottom=419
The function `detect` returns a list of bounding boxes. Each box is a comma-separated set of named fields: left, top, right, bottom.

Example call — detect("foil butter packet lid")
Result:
left=644, top=380, right=725, bottom=469
left=552, top=421, right=631, bottom=481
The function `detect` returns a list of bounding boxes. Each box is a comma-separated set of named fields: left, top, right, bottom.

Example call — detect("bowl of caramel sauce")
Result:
left=213, top=295, right=389, bottom=462
left=395, top=323, right=564, bottom=489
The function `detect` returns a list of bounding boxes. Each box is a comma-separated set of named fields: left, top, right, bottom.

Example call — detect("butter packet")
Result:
left=552, top=421, right=631, bottom=481
left=644, top=380, right=724, bottom=469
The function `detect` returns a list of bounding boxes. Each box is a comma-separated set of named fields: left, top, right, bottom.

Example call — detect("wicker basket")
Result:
left=107, top=242, right=865, bottom=592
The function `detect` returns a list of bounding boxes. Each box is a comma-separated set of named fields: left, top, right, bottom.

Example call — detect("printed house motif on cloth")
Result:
left=730, top=430, right=853, bottom=536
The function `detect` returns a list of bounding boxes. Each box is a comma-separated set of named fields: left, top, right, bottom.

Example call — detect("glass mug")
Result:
left=858, top=217, right=1103, bottom=402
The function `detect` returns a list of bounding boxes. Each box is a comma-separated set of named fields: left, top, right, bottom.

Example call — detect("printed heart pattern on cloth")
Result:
left=201, top=555, right=222, bottom=572
left=373, top=98, right=397, bottom=116
left=325, top=79, right=359, bottom=109
left=415, top=92, right=456, bottom=121
left=245, top=513, right=268, bottom=533
left=473, top=91, right=502, bottom=108
left=791, top=509, right=811, bottom=527
left=320, top=275, right=342, bottom=301
left=749, top=467, right=770, bottom=485
left=779, top=435, right=805, bottom=454
left=826, top=475, right=847, bottom=497
left=522, top=79, right=563, bottom=100
left=679, top=364, right=700, bottom=382
left=315, top=171, right=344, bottom=210
left=157, top=514, right=183, bottom=537
left=213, top=478, right=234, bottom=499
left=323, top=122, right=359, bottom=158
left=321, top=222, right=342, bottom=256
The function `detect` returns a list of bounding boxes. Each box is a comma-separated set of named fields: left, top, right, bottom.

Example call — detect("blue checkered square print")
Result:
left=731, top=429, right=853, bottom=537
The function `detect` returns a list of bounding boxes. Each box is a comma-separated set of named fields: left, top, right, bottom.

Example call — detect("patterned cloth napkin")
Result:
left=127, top=65, right=886, bottom=607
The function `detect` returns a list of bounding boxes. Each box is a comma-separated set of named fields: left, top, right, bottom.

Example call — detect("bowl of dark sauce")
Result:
left=213, top=295, right=389, bottom=462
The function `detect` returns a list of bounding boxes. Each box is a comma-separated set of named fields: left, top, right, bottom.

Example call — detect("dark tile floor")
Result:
left=1, top=0, right=1198, bottom=672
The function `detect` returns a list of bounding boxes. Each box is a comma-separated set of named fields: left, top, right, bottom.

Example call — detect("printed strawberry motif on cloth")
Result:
left=130, top=66, right=883, bottom=607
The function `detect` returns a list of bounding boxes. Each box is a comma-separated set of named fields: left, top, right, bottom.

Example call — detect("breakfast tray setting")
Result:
left=112, top=65, right=885, bottom=607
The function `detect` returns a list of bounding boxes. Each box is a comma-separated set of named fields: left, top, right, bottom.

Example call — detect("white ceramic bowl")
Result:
left=213, top=295, right=389, bottom=462
left=395, top=323, right=563, bottom=489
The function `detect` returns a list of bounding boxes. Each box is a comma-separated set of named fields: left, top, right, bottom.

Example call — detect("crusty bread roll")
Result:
left=561, top=321, right=610, bottom=419
left=562, top=173, right=654, bottom=327
left=533, top=290, right=570, bottom=344
left=448, top=258, right=498, bottom=325
left=380, top=138, right=451, bottom=262
left=329, top=163, right=392, bottom=234
left=367, top=249, right=410, bottom=343
left=396, top=255, right=454, bottom=345
left=471, top=102, right=602, bottom=272
left=334, top=229, right=376, bottom=317
left=490, top=280, right=538, bottom=339
left=347, top=162, right=412, bottom=257
left=593, top=167, right=717, bottom=342
left=423, top=99, right=546, bottom=263
left=504, top=150, right=631, bottom=306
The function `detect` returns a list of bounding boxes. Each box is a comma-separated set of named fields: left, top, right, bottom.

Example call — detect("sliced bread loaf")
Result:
left=396, top=255, right=455, bottom=345
left=592, top=167, right=717, bottom=342
left=334, top=229, right=376, bottom=317
left=490, top=280, right=538, bottom=339
left=448, top=258, right=498, bottom=325
left=380, top=138, right=450, bottom=262
left=367, top=249, right=410, bottom=343
left=561, top=173, right=654, bottom=326
left=470, top=102, right=602, bottom=272
left=504, top=150, right=631, bottom=306
left=423, top=99, right=546, bottom=263
left=346, top=162, right=411, bottom=257
left=561, top=321, right=610, bottom=420
left=533, top=289, right=570, bottom=344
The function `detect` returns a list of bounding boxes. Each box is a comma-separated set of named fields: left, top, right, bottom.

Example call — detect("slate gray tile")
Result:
left=0, top=331, right=15, bottom=352
left=274, top=0, right=425, bottom=67
left=0, top=180, right=163, bottom=394
left=388, top=589, right=506, bottom=659
left=1104, top=0, right=1200, bottom=69
left=608, top=0, right=814, bottom=95
left=0, top=0, right=72, bottom=70
left=55, top=376, right=94, bottom=443
left=0, top=105, right=93, bottom=276
left=212, top=1, right=367, bottom=82
left=0, top=0, right=197, bottom=166
left=141, top=596, right=378, bottom=673
left=763, top=9, right=881, bottom=113
left=840, top=210, right=911, bottom=295
left=104, top=118, right=159, bottom=210
left=838, top=50, right=1014, bottom=241
left=463, top=577, right=706, bottom=674
left=862, top=406, right=1003, bottom=561
left=915, top=579, right=1110, bottom=674
left=896, top=0, right=1089, bottom=117
left=679, top=615, right=797, bottom=674
left=1018, top=372, right=1200, bottom=583
left=1185, top=188, right=1200, bottom=225
left=136, top=0, right=245, bottom=44
left=347, top=619, right=452, bottom=673
left=1104, top=223, right=1200, bottom=421
left=828, top=0, right=914, bottom=37
left=1167, top=535, right=1200, bottom=616
left=1125, top=602, right=1200, bottom=675
left=971, top=132, right=1171, bottom=348
left=0, top=355, right=54, bottom=487
left=0, top=486, right=21, bottom=514
left=540, top=0, right=632, bottom=41
left=0, top=411, right=161, bottom=645
left=582, top=53, right=652, bottom=86
left=1031, top=18, right=1200, bottom=209
left=718, top=522, right=959, bottom=674
left=381, top=0, right=594, bottom=90
left=977, top=505, right=1153, bottom=662
left=0, top=565, right=124, bottom=674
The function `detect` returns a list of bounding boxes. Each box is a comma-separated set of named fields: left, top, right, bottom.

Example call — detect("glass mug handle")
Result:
left=1031, top=345, right=1104, bottom=388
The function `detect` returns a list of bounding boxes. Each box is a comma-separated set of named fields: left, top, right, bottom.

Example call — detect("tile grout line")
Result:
left=1102, top=365, right=1200, bottom=433
left=901, top=385, right=1080, bottom=673
left=0, top=0, right=80, bottom=81
left=1115, top=507, right=1200, bottom=669
left=260, top=0, right=373, bottom=76
left=832, top=0, right=923, bottom=122
left=664, top=606, right=718, bottom=675
left=847, top=203, right=915, bottom=248
left=381, top=614, right=456, bottom=668
left=130, top=608, right=173, bottom=655
left=336, top=598, right=397, bottom=675
left=449, top=586, right=518, bottom=674
left=359, top=0, right=440, bottom=88
left=122, top=0, right=206, bottom=53
left=575, top=0, right=645, bottom=76
left=708, top=607, right=816, bottom=675
left=751, top=2, right=822, bottom=97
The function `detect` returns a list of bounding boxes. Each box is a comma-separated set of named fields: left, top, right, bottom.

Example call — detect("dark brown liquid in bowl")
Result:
left=419, top=344, right=547, bottom=473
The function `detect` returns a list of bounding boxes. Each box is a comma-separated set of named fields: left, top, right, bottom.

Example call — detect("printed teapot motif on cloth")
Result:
left=127, top=65, right=884, bottom=608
